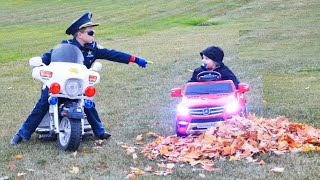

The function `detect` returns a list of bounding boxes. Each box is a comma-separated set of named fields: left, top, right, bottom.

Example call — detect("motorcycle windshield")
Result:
left=51, top=44, right=84, bottom=64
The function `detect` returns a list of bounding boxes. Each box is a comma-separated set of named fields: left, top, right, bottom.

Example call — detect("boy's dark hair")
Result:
left=200, top=46, right=224, bottom=65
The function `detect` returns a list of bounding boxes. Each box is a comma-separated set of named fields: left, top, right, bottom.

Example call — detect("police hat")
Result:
left=200, top=46, right=224, bottom=64
left=66, top=12, right=100, bottom=35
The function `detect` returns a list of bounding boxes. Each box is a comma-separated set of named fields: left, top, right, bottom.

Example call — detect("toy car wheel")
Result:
left=196, top=71, right=222, bottom=82
left=176, top=124, right=187, bottom=137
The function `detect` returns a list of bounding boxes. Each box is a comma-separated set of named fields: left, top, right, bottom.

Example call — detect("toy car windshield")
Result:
left=185, top=83, right=233, bottom=95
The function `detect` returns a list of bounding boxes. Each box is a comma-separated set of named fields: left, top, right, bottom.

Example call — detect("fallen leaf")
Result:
left=17, top=172, right=27, bottom=177
left=81, top=147, right=92, bottom=153
left=147, top=132, right=158, bottom=137
left=257, top=160, right=266, bottom=165
left=159, top=147, right=169, bottom=155
left=69, top=166, right=80, bottom=174
left=144, top=166, right=153, bottom=172
left=126, top=147, right=136, bottom=155
left=8, top=162, right=15, bottom=168
left=130, top=167, right=144, bottom=175
left=229, top=156, right=238, bottom=161
left=136, top=134, right=143, bottom=141
left=95, top=139, right=105, bottom=146
left=157, top=162, right=166, bottom=168
left=132, top=153, right=138, bottom=161
left=166, top=163, right=175, bottom=169
left=72, top=151, right=77, bottom=158
left=15, top=155, right=24, bottom=159
left=126, top=173, right=137, bottom=179
left=95, top=162, right=108, bottom=170
left=269, top=167, right=284, bottom=173
left=201, top=163, right=219, bottom=172
left=153, top=170, right=172, bottom=176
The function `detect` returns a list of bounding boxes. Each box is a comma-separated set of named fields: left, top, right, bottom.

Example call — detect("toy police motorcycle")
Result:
left=30, top=44, right=101, bottom=151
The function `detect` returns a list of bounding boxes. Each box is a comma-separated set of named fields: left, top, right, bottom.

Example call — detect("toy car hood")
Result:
left=181, top=93, right=236, bottom=108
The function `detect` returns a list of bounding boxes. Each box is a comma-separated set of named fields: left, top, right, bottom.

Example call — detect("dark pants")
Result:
left=17, top=87, right=106, bottom=140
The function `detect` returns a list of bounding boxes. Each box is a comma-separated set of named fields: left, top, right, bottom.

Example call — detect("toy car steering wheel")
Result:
left=196, top=71, right=222, bottom=82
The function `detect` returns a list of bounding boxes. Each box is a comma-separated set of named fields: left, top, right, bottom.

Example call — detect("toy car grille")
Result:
left=189, top=106, right=224, bottom=116
left=191, top=118, right=224, bottom=123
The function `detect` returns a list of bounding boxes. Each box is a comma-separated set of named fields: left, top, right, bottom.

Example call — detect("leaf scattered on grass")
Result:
left=147, top=132, right=159, bottom=138
left=132, top=153, right=138, bottom=161
left=130, top=167, right=144, bottom=175
left=166, top=163, right=175, bottom=169
left=95, top=162, right=108, bottom=170
left=69, top=166, right=80, bottom=174
left=201, top=163, right=219, bottom=172
left=126, top=173, right=137, bottom=180
left=257, top=160, right=266, bottom=165
left=72, top=151, right=77, bottom=158
left=144, top=166, right=153, bottom=172
left=94, top=139, right=105, bottom=146
left=81, top=146, right=92, bottom=153
left=8, top=162, right=15, bottom=168
left=269, top=167, right=284, bottom=173
left=17, top=172, right=26, bottom=177
left=153, top=169, right=172, bottom=176
left=136, top=134, right=143, bottom=141
left=157, top=162, right=166, bottom=168
left=15, top=155, right=24, bottom=159
left=229, top=156, right=238, bottom=161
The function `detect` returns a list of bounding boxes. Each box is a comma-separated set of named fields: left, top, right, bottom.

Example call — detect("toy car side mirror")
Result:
left=90, top=62, right=102, bottom=72
left=171, top=88, right=182, bottom=97
left=29, top=57, right=43, bottom=67
left=238, top=83, right=250, bottom=93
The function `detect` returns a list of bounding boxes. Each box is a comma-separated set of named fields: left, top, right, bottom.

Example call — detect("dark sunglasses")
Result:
left=85, top=30, right=95, bottom=36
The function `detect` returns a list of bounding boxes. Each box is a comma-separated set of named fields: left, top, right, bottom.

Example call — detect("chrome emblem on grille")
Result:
left=203, top=108, right=210, bottom=115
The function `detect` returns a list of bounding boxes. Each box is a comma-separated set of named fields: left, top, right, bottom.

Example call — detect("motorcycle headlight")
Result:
left=64, top=79, right=82, bottom=97
left=225, top=102, right=239, bottom=113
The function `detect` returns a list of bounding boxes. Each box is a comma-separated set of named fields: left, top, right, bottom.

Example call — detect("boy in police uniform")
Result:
left=188, top=46, right=240, bottom=88
left=11, top=12, right=150, bottom=145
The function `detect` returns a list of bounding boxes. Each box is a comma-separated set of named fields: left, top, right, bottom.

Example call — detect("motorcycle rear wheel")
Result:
left=57, top=117, right=81, bottom=151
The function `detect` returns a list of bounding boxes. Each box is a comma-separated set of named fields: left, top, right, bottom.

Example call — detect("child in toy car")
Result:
left=171, top=46, right=249, bottom=137
left=188, top=46, right=240, bottom=89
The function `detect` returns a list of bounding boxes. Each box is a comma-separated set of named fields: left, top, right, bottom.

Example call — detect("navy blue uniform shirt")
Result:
left=42, top=38, right=132, bottom=68
left=188, top=65, right=240, bottom=88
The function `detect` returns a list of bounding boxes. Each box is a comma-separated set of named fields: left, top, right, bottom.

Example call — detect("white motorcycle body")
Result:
left=31, top=44, right=102, bottom=151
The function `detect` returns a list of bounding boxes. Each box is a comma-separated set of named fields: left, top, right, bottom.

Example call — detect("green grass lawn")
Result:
left=0, top=0, right=319, bottom=179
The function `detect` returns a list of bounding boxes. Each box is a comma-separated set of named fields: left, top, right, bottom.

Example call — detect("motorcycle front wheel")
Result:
left=57, top=117, right=81, bottom=151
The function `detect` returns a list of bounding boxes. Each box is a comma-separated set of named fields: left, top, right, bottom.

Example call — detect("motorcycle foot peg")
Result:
left=39, top=134, right=57, bottom=141
left=83, top=132, right=93, bottom=137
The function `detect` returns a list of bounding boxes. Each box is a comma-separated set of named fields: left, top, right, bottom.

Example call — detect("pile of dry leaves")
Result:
left=143, top=115, right=320, bottom=162
left=121, top=115, right=320, bottom=178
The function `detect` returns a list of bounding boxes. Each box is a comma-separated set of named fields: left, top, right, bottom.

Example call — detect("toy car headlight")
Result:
left=177, top=105, right=189, bottom=116
left=225, top=102, right=239, bottom=113
left=65, top=79, right=82, bottom=97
